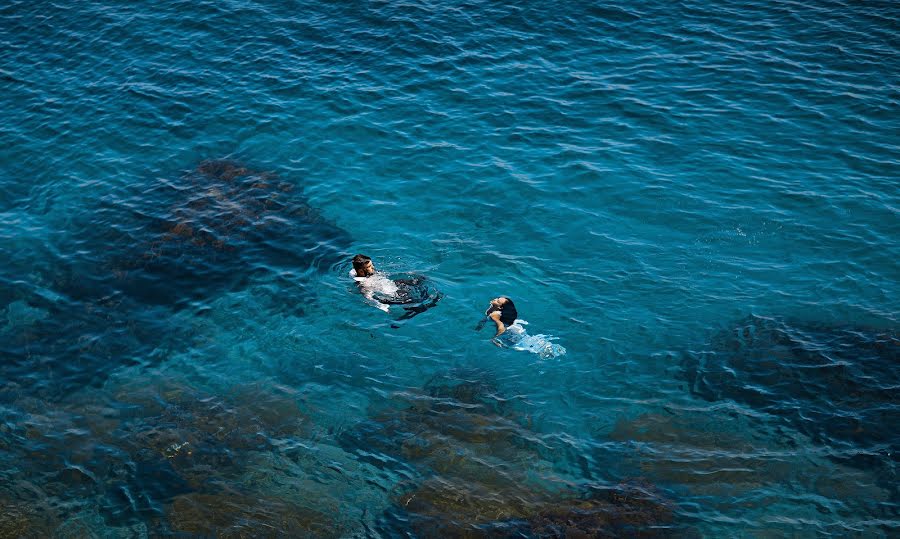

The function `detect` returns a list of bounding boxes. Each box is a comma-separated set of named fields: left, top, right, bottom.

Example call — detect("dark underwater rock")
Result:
left=607, top=410, right=894, bottom=530
left=346, top=377, right=538, bottom=477
left=0, top=294, right=175, bottom=400
left=344, top=375, right=685, bottom=537
left=0, top=498, right=58, bottom=539
left=0, top=159, right=352, bottom=396
left=609, top=411, right=760, bottom=491
left=166, top=492, right=341, bottom=538
left=106, top=378, right=312, bottom=495
left=109, top=159, right=352, bottom=307
left=679, top=315, right=899, bottom=488
left=342, top=379, right=551, bottom=535
left=392, top=478, right=677, bottom=538
left=525, top=482, right=678, bottom=539
left=423, top=371, right=505, bottom=409
left=0, top=371, right=375, bottom=535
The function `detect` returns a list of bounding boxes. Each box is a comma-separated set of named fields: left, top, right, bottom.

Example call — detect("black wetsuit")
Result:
left=373, top=275, right=443, bottom=320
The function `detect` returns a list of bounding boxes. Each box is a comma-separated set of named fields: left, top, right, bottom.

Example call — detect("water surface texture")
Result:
left=1, top=0, right=898, bottom=536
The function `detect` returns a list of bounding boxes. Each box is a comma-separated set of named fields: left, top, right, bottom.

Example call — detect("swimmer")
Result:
left=350, top=254, right=443, bottom=319
left=475, top=296, right=518, bottom=342
left=351, top=254, right=396, bottom=312
left=476, top=296, right=566, bottom=357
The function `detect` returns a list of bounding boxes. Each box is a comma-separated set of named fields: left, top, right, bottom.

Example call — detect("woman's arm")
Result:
left=490, top=311, right=506, bottom=337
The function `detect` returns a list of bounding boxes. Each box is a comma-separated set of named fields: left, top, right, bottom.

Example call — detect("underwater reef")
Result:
left=1, top=159, right=352, bottom=399
left=607, top=409, right=893, bottom=533
left=106, top=159, right=351, bottom=306
left=0, top=159, right=359, bottom=535
left=679, top=315, right=899, bottom=494
left=342, top=372, right=686, bottom=537
left=0, top=373, right=368, bottom=537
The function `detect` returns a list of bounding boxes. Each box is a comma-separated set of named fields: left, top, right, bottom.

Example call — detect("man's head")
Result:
left=352, top=254, right=376, bottom=277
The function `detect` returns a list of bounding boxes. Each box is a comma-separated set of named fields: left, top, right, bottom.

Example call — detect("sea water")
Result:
left=1, top=0, right=897, bottom=536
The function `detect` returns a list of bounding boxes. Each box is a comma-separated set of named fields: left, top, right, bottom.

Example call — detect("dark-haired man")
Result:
left=350, top=254, right=442, bottom=319
left=351, top=254, right=396, bottom=312
left=351, top=254, right=376, bottom=278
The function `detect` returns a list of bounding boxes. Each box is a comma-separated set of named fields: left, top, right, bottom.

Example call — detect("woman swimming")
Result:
left=476, top=296, right=566, bottom=358
left=481, top=296, right=518, bottom=338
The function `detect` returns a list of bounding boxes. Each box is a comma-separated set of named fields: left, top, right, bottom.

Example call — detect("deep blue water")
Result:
left=1, top=0, right=898, bottom=536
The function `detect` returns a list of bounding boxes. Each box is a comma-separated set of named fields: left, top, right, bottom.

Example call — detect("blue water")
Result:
left=1, top=0, right=898, bottom=536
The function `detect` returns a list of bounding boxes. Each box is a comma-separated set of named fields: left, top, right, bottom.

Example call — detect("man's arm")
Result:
left=359, top=283, right=389, bottom=312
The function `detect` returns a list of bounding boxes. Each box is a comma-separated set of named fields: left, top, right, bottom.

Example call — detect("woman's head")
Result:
left=487, top=296, right=517, bottom=326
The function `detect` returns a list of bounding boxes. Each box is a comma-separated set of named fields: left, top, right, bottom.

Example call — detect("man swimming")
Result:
left=350, top=254, right=397, bottom=312
left=350, top=254, right=442, bottom=319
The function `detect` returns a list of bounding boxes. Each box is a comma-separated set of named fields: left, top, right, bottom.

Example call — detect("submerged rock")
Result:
left=0, top=493, right=59, bottom=538
left=525, top=482, right=677, bottom=539
left=610, top=411, right=889, bottom=496
left=166, top=492, right=340, bottom=538
left=0, top=376, right=317, bottom=532
left=0, top=159, right=355, bottom=534
left=351, top=376, right=542, bottom=477
left=0, top=159, right=352, bottom=396
left=607, top=410, right=894, bottom=535
left=107, top=377, right=312, bottom=494
left=0, top=294, right=176, bottom=400
left=344, top=375, right=683, bottom=537
left=679, top=315, right=899, bottom=490
left=111, top=159, right=351, bottom=306
left=393, top=477, right=677, bottom=538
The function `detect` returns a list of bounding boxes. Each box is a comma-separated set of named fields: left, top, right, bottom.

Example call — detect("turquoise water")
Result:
left=1, top=0, right=898, bottom=536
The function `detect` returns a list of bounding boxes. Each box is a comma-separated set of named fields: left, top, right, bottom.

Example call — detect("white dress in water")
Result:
left=496, top=320, right=567, bottom=359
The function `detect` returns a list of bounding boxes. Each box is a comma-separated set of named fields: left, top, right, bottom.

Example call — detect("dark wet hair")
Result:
left=352, top=254, right=371, bottom=269
left=498, top=297, right=517, bottom=326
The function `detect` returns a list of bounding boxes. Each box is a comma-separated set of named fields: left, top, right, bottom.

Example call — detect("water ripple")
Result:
left=1, top=0, right=898, bottom=535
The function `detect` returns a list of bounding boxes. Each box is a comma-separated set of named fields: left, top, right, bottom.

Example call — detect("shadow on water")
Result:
left=1, top=159, right=352, bottom=398
left=341, top=369, right=690, bottom=537
left=679, top=314, right=899, bottom=495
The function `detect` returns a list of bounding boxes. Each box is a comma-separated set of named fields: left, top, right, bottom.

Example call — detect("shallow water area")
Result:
left=1, top=0, right=899, bottom=536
